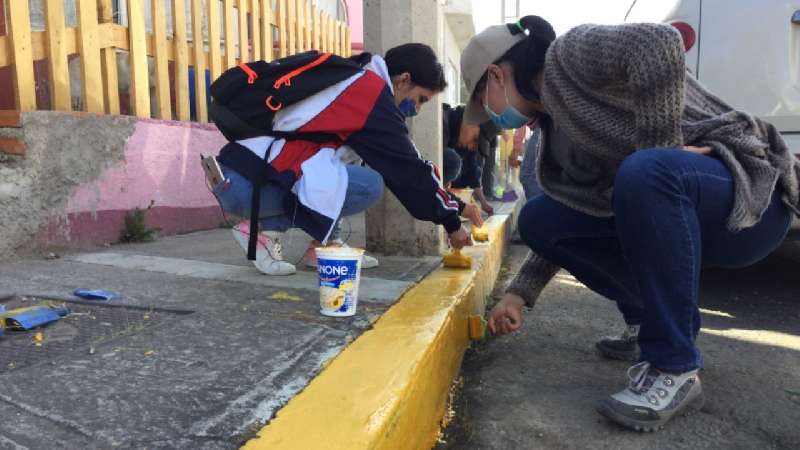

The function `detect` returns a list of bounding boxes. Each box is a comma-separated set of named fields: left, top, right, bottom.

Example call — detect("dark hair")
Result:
left=473, top=16, right=556, bottom=102
left=443, top=104, right=465, bottom=148
left=385, top=43, right=448, bottom=92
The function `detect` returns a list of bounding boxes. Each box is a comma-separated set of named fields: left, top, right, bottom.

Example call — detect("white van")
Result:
left=624, top=0, right=800, bottom=155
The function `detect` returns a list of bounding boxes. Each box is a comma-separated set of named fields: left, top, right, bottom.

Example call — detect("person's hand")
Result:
left=508, top=150, right=522, bottom=168
left=461, top=204, right=484, bottom=228
left=684, top=145, right=712, bottom=155
left=448, top=227, right=470, bottom=250
left=480, top=200, right=494, bottom=216
left=488, top=293, right=526, bottom=336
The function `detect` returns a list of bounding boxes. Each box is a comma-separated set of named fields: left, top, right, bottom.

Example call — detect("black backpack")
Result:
left=209, top=50, right=372, bottom=142
left=209, top=51, right=373, bottom=261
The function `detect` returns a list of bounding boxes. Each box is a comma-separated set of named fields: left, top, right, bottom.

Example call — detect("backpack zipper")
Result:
left=273, top=53, right=333, bottom=89
left=238, top=63, right=258, bottom=84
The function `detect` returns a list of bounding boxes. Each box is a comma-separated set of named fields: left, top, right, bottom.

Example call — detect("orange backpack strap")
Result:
left=273, top=53, right=333, bottom=89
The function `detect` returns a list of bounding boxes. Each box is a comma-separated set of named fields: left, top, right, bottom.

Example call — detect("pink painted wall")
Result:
left=345, top=0, right=364, bottom=52
left=42, top=118, right=229, bottom=246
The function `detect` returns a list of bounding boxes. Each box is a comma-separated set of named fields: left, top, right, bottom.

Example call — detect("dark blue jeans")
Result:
left=518, top=149, right=792, bottom=373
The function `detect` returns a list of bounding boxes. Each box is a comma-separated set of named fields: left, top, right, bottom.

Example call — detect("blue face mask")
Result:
left=399, top=98, right=418, bottom=118
left=484, top=82, right=531, bottom=129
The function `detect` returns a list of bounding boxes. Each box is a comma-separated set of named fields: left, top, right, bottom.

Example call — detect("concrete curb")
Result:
left=242, top=202, right=520, bottom=450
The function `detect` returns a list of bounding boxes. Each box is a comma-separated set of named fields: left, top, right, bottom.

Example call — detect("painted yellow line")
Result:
left=242, top=211, right=515, bottom=450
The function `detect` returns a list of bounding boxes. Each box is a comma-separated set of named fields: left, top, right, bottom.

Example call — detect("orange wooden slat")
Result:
left=261, top=0, right=273, bottom=62
left=277, top=0, right=288, bottom=57
left=311, top=4, right=320, bottom=51
left=251, top=0, right=261, bottom=60
left=127, top=0, right=150, bottom=117
left=237, top=0, right=248, bottom=63
left=76, top=0, right=104, bottom=113
left=208, top=0, right=223, bottom=80
left=286, top=0, right=296, bottom=55
left=173, top=0, right=191, bottom=120
left=223, top=0, right=236, bottom=68
left=98, top=0, right=120, bottom=114
left=319, top=13, right=327, bottom=53
left=304, top=0, right=312, bottom=52
left=191, top=0, right=208, bottom=121
left=295, top=0, right=304, bottom=52
left=153, top=0, right=172, bottom=119
left=334, top=20, right=341, bottom=56
left=45, top=0, right=70, bottom=111
left=345, top=25, right=351, bottom=57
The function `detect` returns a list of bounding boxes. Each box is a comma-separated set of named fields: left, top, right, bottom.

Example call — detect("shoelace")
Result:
left=621, top=325, right=639, bottom=341
left=235, top=224, right=284, bottom=261
left=626, top=361, right=658, bottom=394
left=270, top=239, right=283, bottom=260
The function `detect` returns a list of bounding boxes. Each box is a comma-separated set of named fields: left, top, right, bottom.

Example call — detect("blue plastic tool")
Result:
left=3, top=304, right=70, bottom=330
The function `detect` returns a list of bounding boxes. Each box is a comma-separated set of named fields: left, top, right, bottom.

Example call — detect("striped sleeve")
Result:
left=341, top=80, right=461, bottom=233
left=296, top=70, right=461, bottom=233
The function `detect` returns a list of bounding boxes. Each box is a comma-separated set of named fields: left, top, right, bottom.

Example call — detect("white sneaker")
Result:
left=598, top=361, right=704, bottom=432
left=304, top=239, right=379, bottom=269
left=231, top=221, right=295, bottom=276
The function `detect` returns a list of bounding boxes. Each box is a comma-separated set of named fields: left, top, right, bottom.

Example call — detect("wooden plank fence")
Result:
left=0, top=0, right=352, bottom=122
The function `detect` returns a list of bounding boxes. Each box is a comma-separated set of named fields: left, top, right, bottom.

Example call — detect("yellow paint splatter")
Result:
left=269, top=291, right=302, bottom=302
left=34, top=332, right=44, bottom=346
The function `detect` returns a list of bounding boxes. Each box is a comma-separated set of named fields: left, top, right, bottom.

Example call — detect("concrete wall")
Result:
left=442, top=19, right=462, bottom=105
left=0, top=112, right=227, bottom=258
left=363, top=0, right=446, bottom=256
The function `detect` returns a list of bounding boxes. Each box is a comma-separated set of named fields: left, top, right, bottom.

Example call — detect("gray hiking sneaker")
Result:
left=598, top=361, right=704, bottom=432
left=596, top=324, right=640, bottom=361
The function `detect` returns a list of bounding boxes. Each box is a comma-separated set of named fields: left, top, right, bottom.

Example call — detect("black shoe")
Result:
left=596, top=324, right=640, bottom=361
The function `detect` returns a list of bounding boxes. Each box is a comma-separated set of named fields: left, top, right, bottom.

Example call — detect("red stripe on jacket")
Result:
left=272, top=70, right=388, bottom=176
left=298, top=70, right=387, bottom=141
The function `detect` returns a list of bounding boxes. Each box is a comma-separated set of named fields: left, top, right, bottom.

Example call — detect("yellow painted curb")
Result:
left=242, top=208, right=517, bottom=450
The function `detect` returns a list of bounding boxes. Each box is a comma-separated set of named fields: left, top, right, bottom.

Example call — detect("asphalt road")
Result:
left=438, top=244, right=800, bottom=450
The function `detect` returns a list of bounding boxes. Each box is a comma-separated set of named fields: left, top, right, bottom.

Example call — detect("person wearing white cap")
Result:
left=461, top=16, right=798, bottom=431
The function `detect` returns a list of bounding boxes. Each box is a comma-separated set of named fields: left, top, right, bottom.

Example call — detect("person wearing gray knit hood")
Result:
left=460, top=16, right=798, bottom=432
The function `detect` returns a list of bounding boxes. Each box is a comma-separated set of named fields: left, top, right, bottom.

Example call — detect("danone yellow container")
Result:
left=315, top=247, right=364, bottom=317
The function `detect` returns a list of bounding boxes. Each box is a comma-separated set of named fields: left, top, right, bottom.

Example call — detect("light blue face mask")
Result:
left=484, top=81, right=531, bottom=129
left=399, top=98, right=418, bottom=118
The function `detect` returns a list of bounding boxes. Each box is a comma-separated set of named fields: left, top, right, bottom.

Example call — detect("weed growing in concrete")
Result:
left=120, top=200, right=161, bottom=243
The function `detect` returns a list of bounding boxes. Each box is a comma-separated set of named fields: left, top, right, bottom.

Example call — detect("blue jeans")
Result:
left=213, top=164, right=384, bottom=238
left=518, top=149, right=792, bottom=373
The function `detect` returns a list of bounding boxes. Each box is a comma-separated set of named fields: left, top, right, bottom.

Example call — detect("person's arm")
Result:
left=345, top=87, right=466, bottom=246
left=447, top=191, right=467, bottom=215
left=488, top=251, right=560, bottom=335
left=472, top=188, right=494, bottom=216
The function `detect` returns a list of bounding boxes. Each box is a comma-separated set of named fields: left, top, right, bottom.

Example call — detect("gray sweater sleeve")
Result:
left=505, top=251, right=560, bottom=308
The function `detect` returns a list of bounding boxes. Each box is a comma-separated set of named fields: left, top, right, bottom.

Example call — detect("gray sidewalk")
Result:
left=0, top=214, right=440, bottom=449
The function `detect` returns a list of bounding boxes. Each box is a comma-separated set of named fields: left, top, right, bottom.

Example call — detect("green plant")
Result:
left=120, top=200, right=161, bottom=243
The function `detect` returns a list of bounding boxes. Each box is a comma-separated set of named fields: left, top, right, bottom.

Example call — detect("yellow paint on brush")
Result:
left=242, top=213, right=514, bottom=450
left=468, top=315, right=487, bottom=341
left=442, top=249, right=472, bottom=269
left=471, top=226, right=489, bottom=242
